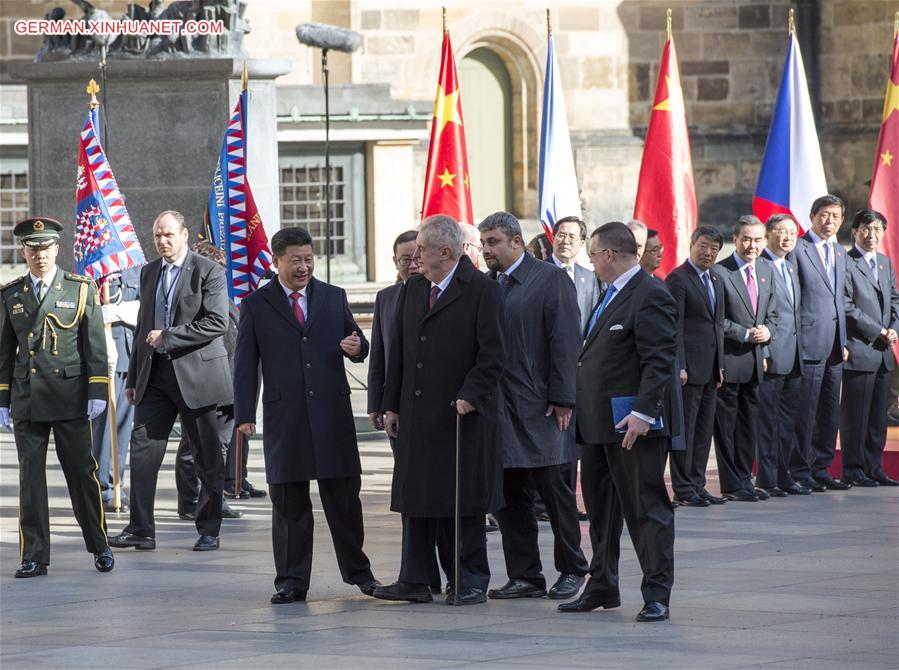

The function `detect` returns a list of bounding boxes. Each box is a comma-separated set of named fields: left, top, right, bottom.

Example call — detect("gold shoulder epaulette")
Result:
left=64, top=272, right=93, bottom=283
left=0, top=275, right=26, bottom=292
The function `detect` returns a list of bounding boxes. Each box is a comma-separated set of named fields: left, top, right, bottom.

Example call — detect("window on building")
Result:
left=0, top=157, right=29, bottom=269
left=279, top=145, right=367, bottom=283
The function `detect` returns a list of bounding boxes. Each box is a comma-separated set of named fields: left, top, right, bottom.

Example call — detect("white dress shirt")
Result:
left=279, top=279, right=308, bottom=321
left=552, top=254, right=577, bottom=284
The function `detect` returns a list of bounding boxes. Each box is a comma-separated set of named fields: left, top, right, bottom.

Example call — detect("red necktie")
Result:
left=429, top=285, right=441, bottom=310
left=290, top=291, right=306, bottom=327
left=745, top=265, right=758, bottom=315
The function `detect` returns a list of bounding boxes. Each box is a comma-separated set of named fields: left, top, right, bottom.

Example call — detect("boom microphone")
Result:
left=295, top=23, right=361, bottom=53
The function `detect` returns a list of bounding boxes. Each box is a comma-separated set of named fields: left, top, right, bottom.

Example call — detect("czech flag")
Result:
left=753, top=30, right=827, bottom=232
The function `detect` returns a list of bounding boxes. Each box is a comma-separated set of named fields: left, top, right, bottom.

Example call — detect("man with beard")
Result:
left=479, top=211, right=588, bottom=602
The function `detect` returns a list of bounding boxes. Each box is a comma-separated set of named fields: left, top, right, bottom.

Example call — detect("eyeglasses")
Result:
left=395, top=256, right=415, bottom=267
left=647, top=246, right=664, bottom=255
left=554, top=232, right=582, bottom=242
left=463, top=241, right=483, bottom=252
left=856, top=224, right=884, bottom=234
left=589, top=248, right=619, bottom=259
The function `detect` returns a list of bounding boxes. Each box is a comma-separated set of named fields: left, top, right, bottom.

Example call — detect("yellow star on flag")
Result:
left=653, top=76, right=685, bottom=114
left=883, top=79, right=899, bottom=122
left=464, top=174, right=470, bottom=190
left=437, top=168, right=456, bottom=188
left=882, top=149, right=894, bottom=167
left=433, top=85, right=463, bottom=134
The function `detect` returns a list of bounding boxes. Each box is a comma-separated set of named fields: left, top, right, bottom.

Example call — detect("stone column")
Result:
left=9, top=58, right=290, bottom=266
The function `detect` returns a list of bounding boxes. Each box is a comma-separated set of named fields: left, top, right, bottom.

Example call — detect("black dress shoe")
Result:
left=636, top=601, right=669, bottom=622
left=800, top=478, right=826, bottom=492
left=485, top=514, right=499, bottom=533
left=357, top=578, right=382, bottom=597
left=557, top=591, right=621, bottom=612
left=548, top=574, right=585, bottom=600
left=108, top=531, right=156, bottom=550
left=672, top=494, right=711, bottom=508
left=536, top=511, right=551, bottom=522
left=753, top=487, right=770, bottom=500
left=723, top=490, right=759, bottom=502
left=94, top=549, right=114, bottom=572
left=577, top=510, right=588, bottom=521
left=873, top=474, right=899, bottom=487
left=103, top=499, right=128, bottom=513
left=699, top=490, right=727, bottom=505
left=193, top=535, right=220, bottom=551
left=372, top=581, right=433, bottom=603
left=224, top=488, right=250, bottom=500
left=222, top=505, right=243, bottom=519
left=845, top=475, right=879, bottom=487
left=14, top=560, right=48, bottom=578
left=446, top=587, right=487, bottom=606
left=430, top=585, right=443, bottom=595
left=271, top=588, right=306, bottom=604
left=243, top=481, right=267, bottom=498
left=817, top=477, right=851, bottom=491
left=488, top=579, right=547, bottom=600
left=784, top=483, right=812, bottom=495
left=178, top=511, right=197, bottom=520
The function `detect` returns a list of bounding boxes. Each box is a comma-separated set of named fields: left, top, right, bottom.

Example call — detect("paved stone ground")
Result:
left=1, top=427, right=897, bottom=669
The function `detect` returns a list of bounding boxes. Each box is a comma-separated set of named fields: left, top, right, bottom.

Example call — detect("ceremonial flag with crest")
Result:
left=74, top=107, right=145, bottom=279
left=205, top=86, right=272, bottom=307
left=538, top=33, right=581, bottom=242
left=871, top=28, right=899, bottom=261
left=421, top=31, right=474, bottom=224
left=753, top=30, right=827, bottom=233
left=633, top=32, right=696, bottom=278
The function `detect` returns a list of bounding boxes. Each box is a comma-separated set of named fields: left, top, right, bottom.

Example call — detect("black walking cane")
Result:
left=451, top=411, right=462, bottom=606
left=234, top=429, right=243, bottom=498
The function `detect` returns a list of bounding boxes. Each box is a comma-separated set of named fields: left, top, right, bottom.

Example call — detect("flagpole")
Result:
left=442, top=6, right=447, bottom=36
left=99, top=48, right=109, bottom=152
left=546, top=8, right=551, bottom=40
left=323, top=47, right=332, bottom=283
left=788, top=8, right=795, bottom=34
left=894, top=11, right=898, bottom=39
left=666, top=8, right=672, bottom=41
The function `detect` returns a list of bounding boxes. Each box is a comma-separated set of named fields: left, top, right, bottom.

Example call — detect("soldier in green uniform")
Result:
left=0, top=217, right=115, bottom=577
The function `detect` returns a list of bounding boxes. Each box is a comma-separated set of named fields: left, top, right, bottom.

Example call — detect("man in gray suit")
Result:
left=757, top=214, right=809, bottom=496
left=841, top=209, right=899, bottom=487
left=790, top=195, right=851, bottom=491
left=109, top=210, right=232, bottom=552
left=713, top=215, right=778, bottom=502
left=549, top=216, right=600, bottom=335
left=480, top=212, right=589, bottom=602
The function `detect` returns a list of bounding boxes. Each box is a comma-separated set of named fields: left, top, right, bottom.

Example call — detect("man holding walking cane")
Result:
left=374, top=215, right=505, bottom=606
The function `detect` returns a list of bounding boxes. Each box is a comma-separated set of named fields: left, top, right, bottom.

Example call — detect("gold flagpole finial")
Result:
left=442, top=6, right=447, bottom=35
left=666, top=8, right=672, bottom=41
left=86, top=79, right=100, bottom=110
left=547, top=8, right=552, bottom=40
left=241, top=61, right=248, bottom=92
left=788, top=8, right=795, bottom=34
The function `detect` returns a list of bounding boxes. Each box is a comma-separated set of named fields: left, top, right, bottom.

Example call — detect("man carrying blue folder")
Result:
left=560, top=222, right=677, bottom=623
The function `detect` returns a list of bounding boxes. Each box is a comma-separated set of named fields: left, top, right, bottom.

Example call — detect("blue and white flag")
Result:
left=538, top=35, right=581, bottom=241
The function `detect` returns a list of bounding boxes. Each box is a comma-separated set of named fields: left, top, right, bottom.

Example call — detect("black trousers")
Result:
left=269, top=476, right=373, bottom=593
left=792, top=354, right=843, bottom=481
left=580, top=438, right=675, bottom=606
left=399, top=515, right=490, bottom=591
left=757, top=370, right=803, bottom=489
left=494, top=465, right=587, bottom=586
left=841, top=367, right=891, bottom=480
left=669, top=380, right=716, bottom=498
left=175, top=405, right=233, bottom=514
left=15, top=417, right=109, bottom=564
left=713, top=380, right=760, bottom=493
left=125, top=356, right=224, bottom=539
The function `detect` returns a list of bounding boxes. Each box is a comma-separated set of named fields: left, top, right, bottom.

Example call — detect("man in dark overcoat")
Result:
left=233, top=226, right=380, bottom=604
left=478, top=211, right=588, bottom=602
left=374, top=215, right=505, bottom=606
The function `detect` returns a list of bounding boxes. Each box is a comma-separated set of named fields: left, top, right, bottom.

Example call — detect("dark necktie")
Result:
left=870, top=257, right=878, bottom=282
left=429, top=285, right=441, bottom=310
left=745, top=265, right=758, bottom=315
left=35, top=280, right=46, bottom=303
left=701, top=272, right=715, bottom=312
left=290, top=291, right=306, bottom=327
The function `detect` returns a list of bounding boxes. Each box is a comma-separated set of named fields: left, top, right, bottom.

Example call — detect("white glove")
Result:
left=0, top=407, right=10, bottom=431
left=87, top=399, right=107, bottom=421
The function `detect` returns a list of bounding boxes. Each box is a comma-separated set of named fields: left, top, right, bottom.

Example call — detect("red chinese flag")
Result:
left=421, top=32, right=474, bottom=224
left=872, top=33, right=899, bottom=261
left=633, top=36, right=697, bottom=278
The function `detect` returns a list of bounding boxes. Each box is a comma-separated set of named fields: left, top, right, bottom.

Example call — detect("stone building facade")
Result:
left=0, top=0, right=894, bottom=282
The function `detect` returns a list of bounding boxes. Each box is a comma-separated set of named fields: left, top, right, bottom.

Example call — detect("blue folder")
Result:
left=611, top=396, right=664, bottom=433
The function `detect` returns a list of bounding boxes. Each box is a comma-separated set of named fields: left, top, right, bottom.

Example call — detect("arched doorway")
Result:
left=459, top=47, right=513, bottom=219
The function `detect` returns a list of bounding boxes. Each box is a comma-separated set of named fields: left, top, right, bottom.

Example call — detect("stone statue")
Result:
left=34, top=0, right=250, bottom=62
